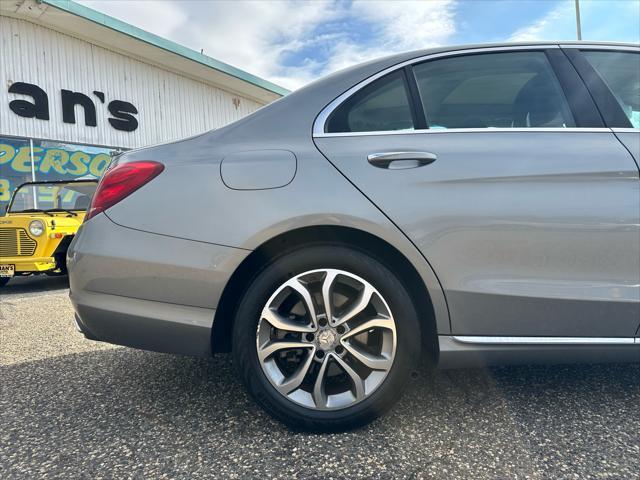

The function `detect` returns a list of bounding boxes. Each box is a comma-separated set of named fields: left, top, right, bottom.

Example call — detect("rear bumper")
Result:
left=68, top=213, right=250, bottom=356
left=2, top=256, right=56, bottom=273
left=71, top=289, right=216, bottom=356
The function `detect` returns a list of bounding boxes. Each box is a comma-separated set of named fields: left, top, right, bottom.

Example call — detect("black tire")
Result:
left=232, top=244, right=421, bottom=431
left=0, top=277, right=10, bottom=287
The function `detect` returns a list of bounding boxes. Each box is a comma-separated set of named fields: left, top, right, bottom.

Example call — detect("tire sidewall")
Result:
left=232, top=244, right=421, bottom=430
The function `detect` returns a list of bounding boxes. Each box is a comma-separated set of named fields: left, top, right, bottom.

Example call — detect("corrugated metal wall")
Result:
left=0, top=16, right=265, bottom=149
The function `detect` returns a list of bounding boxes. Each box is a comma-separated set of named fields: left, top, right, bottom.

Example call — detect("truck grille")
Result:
left=0, top=228, right=37, bottom=257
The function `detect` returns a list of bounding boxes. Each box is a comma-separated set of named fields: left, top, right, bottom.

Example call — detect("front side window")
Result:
left=582, top=50, right=640, bottom=128
left=326, top=70, right=414, bottom=133
left=412, top=51, right=575, bottom=129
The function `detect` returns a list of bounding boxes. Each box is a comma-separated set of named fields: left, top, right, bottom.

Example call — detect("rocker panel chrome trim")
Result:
left=452, top=336, right=637, bottom=345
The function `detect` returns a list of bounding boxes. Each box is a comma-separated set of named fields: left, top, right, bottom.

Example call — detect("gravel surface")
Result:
left=1, top=276, right=639, bottom=479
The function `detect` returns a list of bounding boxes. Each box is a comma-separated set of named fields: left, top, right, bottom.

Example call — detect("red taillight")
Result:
left=85, top=161, right=164, bottom=221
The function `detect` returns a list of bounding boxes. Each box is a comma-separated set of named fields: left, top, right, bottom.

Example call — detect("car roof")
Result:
left=361, top=40, right=636, bottom=67
left=297, top=40, right=636, bottom=97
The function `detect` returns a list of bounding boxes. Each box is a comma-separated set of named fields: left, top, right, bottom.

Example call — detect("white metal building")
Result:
left=0, top=0, right=287, bottom=208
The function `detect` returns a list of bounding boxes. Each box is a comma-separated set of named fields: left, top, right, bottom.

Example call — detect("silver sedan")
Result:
left=68, top=42, right=640, bottom=430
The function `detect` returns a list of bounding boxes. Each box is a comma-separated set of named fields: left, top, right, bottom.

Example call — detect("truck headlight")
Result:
left=29, top=220, right=45, bottom=237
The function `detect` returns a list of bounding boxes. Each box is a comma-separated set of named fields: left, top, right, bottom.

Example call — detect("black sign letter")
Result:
left=61, top=90, right=97, bottom=127
left=108, top=100, right=138, bottom=132
left=8, top=82, right=49, bottom=120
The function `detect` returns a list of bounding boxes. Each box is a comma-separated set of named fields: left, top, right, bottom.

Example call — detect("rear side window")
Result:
left=412, top=51, right=575, bottom=129
left=582, top=51, right=640, bottom=128
left=325, top=70, right=414, bottom=133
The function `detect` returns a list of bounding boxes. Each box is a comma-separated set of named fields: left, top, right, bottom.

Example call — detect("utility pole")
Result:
left=575, top=0, right=582, bottom=40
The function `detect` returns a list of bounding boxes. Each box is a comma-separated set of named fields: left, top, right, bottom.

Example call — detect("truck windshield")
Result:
left=8, top=181, right=98, bottom=213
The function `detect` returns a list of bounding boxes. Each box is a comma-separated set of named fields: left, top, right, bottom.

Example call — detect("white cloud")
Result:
left=353, top=0, right=456, bottom=50
left=190, top=1, right=341, bottom=90
left=323, top=0, right=457, bottom=74
left=183, top=0, right=457, bottom=89
left=508, top=1, right=574, bottom=42
left=508, top=0, right=640, bottom=44
left=78, top=0, right=457, bottom=90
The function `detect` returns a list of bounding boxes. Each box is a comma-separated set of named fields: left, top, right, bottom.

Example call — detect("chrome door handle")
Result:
left=367, top=151, right=437, bottom=169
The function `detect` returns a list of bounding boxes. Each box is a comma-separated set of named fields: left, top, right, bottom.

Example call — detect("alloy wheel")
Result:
left=256, top=268, right=397, bottom=410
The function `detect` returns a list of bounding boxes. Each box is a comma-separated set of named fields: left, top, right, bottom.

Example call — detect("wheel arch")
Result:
left=211, top=225, right=443, bottom=362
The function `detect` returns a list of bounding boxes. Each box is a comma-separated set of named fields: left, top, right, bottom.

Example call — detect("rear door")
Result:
left=314, top=46, right=640, bottom=338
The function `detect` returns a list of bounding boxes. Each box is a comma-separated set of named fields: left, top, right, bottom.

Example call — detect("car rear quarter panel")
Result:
left=69, top=213, right=250, bottom=309
left=103, top=136, right=451, bottom=334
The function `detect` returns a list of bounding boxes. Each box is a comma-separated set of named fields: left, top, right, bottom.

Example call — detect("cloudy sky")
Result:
left=79, top=0, right=640, bottom=90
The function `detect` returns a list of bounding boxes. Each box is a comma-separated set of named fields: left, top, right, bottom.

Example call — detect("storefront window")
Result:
left=0, top=136, right=120, bottom=211
left=0, top=137, right=31, bottom=207
left=31, top=140, right=115, bottom=183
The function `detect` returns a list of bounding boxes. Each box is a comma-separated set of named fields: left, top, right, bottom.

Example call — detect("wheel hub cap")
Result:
left=256, top=268, right=397, bottom=411
left=316, top=328, right=337, bottom=350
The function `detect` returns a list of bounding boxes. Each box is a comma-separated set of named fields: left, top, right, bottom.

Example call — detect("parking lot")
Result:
left=1, top=277, right=639, bottom=479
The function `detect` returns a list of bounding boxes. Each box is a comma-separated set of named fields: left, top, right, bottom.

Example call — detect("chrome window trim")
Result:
left=452, top=335, right=637, bottom=345
left=314, top=127, right=612, bottom=138
left=612, top=128, right=640, bottom=133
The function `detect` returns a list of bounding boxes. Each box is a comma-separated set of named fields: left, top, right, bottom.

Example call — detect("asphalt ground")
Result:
left=1, top=276, right=639, bottom=479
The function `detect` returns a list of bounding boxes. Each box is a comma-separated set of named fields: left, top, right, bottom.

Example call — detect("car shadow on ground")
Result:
left=1, top=275, right=69, bottom=295
left=2, top=347, right=639, bottom=478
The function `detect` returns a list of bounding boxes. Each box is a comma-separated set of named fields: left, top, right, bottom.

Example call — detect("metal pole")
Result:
left=575, top=0, right=582, bottom=40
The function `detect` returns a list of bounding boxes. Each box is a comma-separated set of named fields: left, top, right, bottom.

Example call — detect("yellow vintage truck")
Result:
left=0, top=180, right=97, bottom=287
